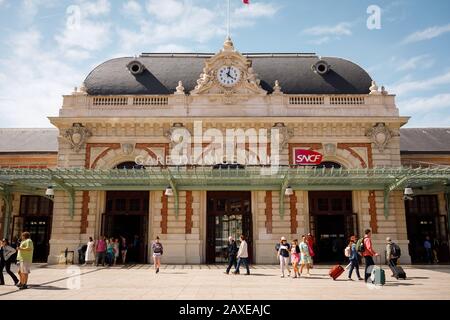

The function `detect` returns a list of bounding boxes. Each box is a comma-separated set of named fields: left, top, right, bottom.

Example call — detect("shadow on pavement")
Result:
left=28, top=285, right=69, bottom=290
left=384, top=282, right=419, bottom=287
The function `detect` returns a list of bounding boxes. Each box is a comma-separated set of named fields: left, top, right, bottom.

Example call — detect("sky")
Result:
left=0, top=0, right=449, bottom=128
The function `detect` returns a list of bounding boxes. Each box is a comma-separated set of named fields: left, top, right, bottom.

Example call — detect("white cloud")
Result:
left=233, top=2, right=279, bottom=27
left=302, top=22, right=352, bottom=45
left=117, top=1, right=220, bottom=53
left=303, top=22, right=352, bottom=37
left=54, top=0, right=112, bottom=60
left=389, top=71, right=450, bottom=96
left=122, top=0, right=142, bottom=18
left=394, top=55, right=434, bottom=72
left=398, top=93, right=450, bottom=113
left=20, top=0, right=59, bottom=23
left=146, top=0, right=185, bottom=21
left=403, top=23, right=450, bottom=44
left=55, top=21, right=111, bottom=56
left=80, top=0, right=110, bottom=16
left=117, top=0, right=280, bottom=54
left=0, top=30, right=84, bottom=127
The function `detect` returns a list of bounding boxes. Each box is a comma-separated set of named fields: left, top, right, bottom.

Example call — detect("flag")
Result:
left=243, top=0, right=249, bottom=4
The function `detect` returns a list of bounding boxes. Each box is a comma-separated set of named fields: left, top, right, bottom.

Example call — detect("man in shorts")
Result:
left=17, top=232, right=34, bottom=290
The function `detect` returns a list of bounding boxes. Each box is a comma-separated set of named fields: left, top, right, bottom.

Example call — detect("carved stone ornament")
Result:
left=273, top=80, right=282, bottom=94
left=189, top=37, right=267, bottom=98
left=63, top=123, right=91, bottom=153
left=323, top=143, right=337, bottom=156
left=165, top=123, right=189, bottom=146
left=270, top=123, right=293, bottom=150
left=369, top=81, right=381, bottom=95
left=366, top=123, right=393, bottom=152
left=175, top=81, right=185, bottom=95
left=121, top=143, right=135, bottom=155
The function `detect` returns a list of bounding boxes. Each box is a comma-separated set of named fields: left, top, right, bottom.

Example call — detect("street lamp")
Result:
left=285, top=186, right=294, bottom=196
left=164, top=186, right=173, bottom=196
left=45, top=186, right=54, bottom=199
left=403, top=187, right=413, bottom=201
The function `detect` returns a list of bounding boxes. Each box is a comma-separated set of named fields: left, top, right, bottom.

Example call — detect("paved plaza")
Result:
left=0, top=264, right=449, bottom=300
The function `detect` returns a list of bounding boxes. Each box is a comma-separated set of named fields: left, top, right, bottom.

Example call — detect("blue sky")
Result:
left=0, top=0, right=449, bottom=127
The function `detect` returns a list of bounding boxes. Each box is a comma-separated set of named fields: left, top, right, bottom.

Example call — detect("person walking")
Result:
left=386, top=237, right=402, bottom=273
left=95, top=236, right=107, bottom=267
left=276, top=237, right=291, bottom=278
left=290, top=239, right=300, bottom=278
left=16, top=232, right=34, bottom=290
left=106, top=238, right=115, bottom=266
left=347, top=236, right=363, bottom=281
left=151, top=236, right=163, bottom=273
left=225, top=236, right=238, bottom=274
left=306, top=233, right=315, bottom=267
left=113, top=239, right=120, bottom=266
left=120, top=236, right=128, bottom=264
left=84, top=237, right=95, bottom=265
left=424, top=236, right=433, bottom=264
left=233, top=235, right=250, bottom=275
left=363, top=229, right=379, bottom=282
left=0, top=239, right=19, bottom=286
left=299, top=235, right=312, bottom=277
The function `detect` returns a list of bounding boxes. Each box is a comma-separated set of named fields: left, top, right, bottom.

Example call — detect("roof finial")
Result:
left=273, top=80, right=282, bottom=94
left=175, top=81, right=185, bottom=95
left=369, top=81, right=380, bottom=95
left=223, top=36, right=234, bottom=52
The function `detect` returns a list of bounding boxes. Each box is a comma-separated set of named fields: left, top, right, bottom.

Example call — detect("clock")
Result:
left=217, top=65, right=241, bottom=87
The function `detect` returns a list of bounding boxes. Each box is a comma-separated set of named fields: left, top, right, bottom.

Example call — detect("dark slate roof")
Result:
left=84, top=54, right=372, bottom=95
left=0, top=129, right=58, bottom=153
left=400, top=128, right=450, bottom=153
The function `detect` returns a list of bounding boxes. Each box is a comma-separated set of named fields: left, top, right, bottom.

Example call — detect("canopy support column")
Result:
left=52, top=178, right=75, bottom=219
left=1, top=186, right=13, bottom=239
left=279, top=173, right=290, bottom=219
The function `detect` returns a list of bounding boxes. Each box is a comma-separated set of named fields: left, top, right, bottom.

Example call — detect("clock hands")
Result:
left=226, top=67, right=236, bottom=80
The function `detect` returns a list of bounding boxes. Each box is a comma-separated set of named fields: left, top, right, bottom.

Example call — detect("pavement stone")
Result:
left=0, top=264, right=449, bottom=300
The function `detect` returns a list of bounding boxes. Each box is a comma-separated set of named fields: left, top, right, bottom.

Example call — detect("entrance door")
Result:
left=23, top=216, right=51, bottom=262
left=206, top=191, right=252, bottom=263
left=405, top=195, right=450, bottom=263
left=309, top=191, right=355, bottom=263
left=103, top=191, right=149, bottom=263
left=17, top=196, right=53, bottom=263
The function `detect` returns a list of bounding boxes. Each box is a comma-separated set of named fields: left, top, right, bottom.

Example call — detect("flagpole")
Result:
left=227, top=0, right=230, bottom=38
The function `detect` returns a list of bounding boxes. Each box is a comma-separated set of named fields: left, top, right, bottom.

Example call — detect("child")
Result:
left=347, top=236, right=363, bottom=280
left=113, top=239, right=120, bottom=265
left=291, top=239, right=300, bottom=278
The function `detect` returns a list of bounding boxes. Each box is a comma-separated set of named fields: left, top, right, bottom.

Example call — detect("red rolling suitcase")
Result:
left=329, top=265, right=345, bottom=280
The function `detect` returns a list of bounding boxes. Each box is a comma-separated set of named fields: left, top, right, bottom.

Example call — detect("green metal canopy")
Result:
left=1, top=166, right=449, bottom=224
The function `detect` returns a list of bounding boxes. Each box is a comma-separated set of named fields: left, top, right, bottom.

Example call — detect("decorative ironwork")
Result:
left=1, top=166, right=449, bottom=218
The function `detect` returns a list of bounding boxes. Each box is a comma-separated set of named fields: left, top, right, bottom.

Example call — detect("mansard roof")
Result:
left=84, top=53, right=373, bottom=96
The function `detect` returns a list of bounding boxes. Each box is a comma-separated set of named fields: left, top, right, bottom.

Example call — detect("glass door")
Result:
left=206, top=192, right=252, bottom=263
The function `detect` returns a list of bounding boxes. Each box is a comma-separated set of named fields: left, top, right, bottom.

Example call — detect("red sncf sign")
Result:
left=294, top=149, right=323, bottom=165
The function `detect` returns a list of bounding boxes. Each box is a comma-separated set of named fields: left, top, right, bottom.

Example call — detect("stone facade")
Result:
left=2, top=39, right=449, bottom=265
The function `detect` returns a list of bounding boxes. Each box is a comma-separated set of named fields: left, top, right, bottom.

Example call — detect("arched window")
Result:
left=316, top=161, right=343, bottom=169
left=115, top=161, right=144, bottom=169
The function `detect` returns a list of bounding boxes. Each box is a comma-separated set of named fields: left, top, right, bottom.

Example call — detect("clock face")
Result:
left=217, top=66, right=241, bottom=87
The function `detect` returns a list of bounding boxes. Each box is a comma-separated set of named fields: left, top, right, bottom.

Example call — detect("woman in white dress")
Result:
left=84, top=237, right=95, bottom=265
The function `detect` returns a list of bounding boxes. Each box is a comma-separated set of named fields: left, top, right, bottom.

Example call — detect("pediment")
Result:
left=190, top=37, right=267, bottom=98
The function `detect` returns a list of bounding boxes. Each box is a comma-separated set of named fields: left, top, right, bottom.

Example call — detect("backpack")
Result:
left=344, top=246, right=351, bottom=258
left=153, top=242, right=163, bottom=254
left=391, top=242, right=401, bottom=258
left=356, top=238, right=365, bottom=253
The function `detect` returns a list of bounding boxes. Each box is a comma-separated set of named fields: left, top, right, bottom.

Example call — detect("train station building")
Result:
left=1, top=38, right=449, bottom=264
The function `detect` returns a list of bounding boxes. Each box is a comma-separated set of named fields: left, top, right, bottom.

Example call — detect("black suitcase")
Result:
left=389, top=261, right=406, bottom=279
